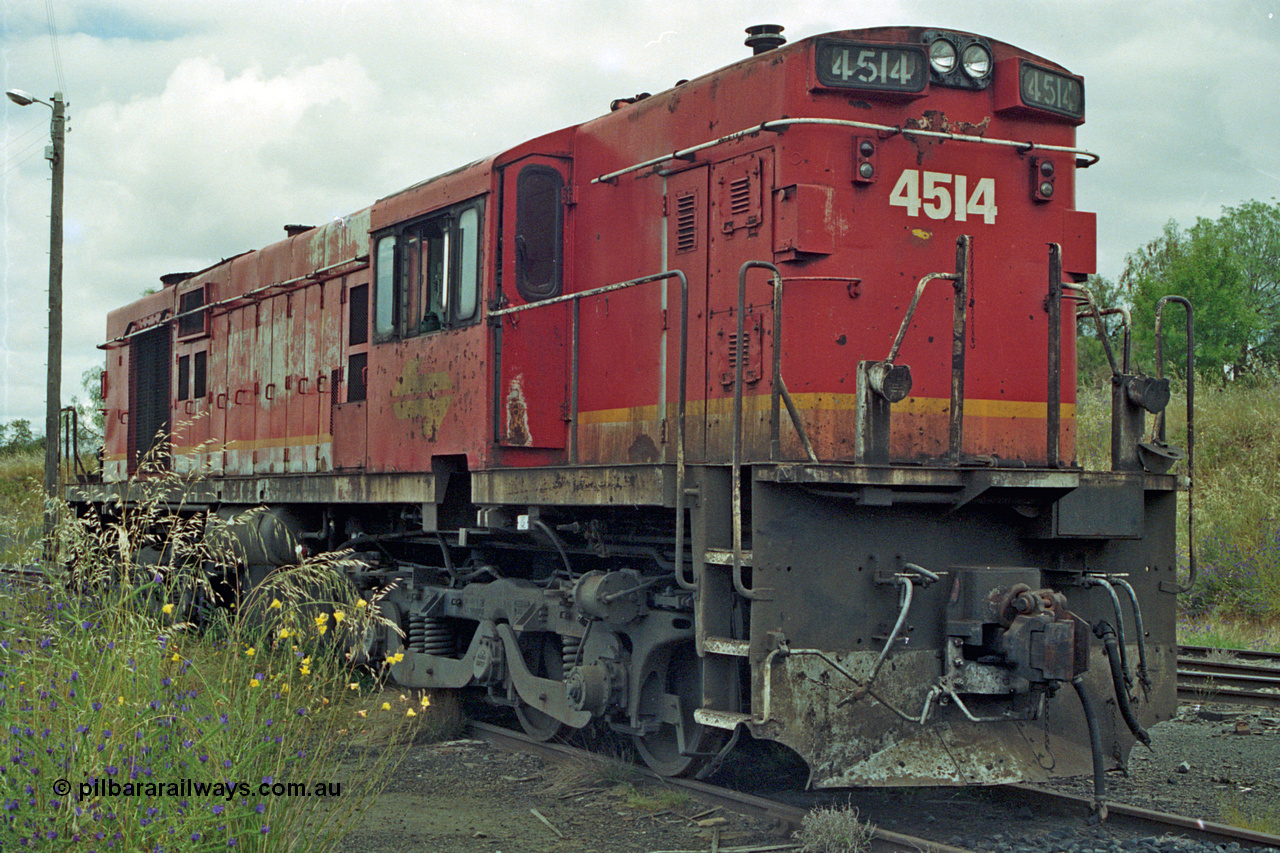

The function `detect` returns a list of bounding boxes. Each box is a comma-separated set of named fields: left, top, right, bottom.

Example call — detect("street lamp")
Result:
left=7, top=88, right=66, bottom=543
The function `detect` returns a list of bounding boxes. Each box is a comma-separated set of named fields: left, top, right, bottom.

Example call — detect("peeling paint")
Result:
left=391, top=357, right=454, bottom=441
left=505, top=374, right=532, bottom=446
left=904, top=110, right=992, bottom=164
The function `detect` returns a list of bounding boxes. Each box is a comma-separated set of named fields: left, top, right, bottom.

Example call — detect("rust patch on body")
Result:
left=904, top=110, right=992, bottom=164
left=505, top=375, right=532, bottom=446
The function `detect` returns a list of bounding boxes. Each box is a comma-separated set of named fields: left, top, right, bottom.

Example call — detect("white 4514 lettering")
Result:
left=889, top=169, right=997, bottom=225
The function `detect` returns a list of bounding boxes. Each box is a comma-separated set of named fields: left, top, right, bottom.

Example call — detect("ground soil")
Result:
left=334, top=703, right=1280, bottom=853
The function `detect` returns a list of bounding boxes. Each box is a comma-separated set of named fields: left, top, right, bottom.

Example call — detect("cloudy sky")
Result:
left=1, top=0, right=1277, bottom=428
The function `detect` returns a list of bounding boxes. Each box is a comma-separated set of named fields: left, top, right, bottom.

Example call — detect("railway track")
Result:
left=0, top=564, right=45, bottom=589
left=470, top=719, right=1280, bottom=853
left=1178, top=644, right=1280, bottom=710
left=469, top=720, right=978, bottom=853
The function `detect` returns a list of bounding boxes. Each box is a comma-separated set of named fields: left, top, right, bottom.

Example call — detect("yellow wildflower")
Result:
left=245, top=647, right=255, bottom=657
left=161, top=603, right=175, bottom=615
left=278, top=628, right=290, bottom=639
left=315, top=612, right=329, bottom=625
left=269, top=598, right=282, bottom=610
left=380, top=702, right=391, bottom=711
left=405, top=709, right=416, bottom=718
left=250, top=678, right=261, bottom=688
left=333, top=610, right=346, bottom=624
left=170, top=653, right=181, bottom=663
left=299, top=665, right=311, bottom=676
left=356, top=709, right=367, bottom=718
left=117, top=696, right=124, bottom=706
left=347, top=682, right=359, bottom=691
left=387, top=651, right=405, bottom=665
left=316, top=625, right=327, bottom=636
left=420, top=695, right=431, bottom=710
left=356, top=599, right=368, bottom=609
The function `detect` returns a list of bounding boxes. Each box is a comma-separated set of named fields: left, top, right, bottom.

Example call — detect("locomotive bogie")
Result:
left=78, top=25, right=1186, bottom=789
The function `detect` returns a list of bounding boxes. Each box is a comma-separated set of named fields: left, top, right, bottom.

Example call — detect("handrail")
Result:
left=492, top=271, right=694, bottom=590
left=59, top=406, right=90, bottom=487
left=877, top=237, right=970, bottom=464
left=592, top=117, right=1100, bottom=184
left=1154, top=295, right=1196, bottom=594
left=1048, top=244, right=1063, bottom=467
left=99, top=254, right=369, bottom=350
left=885, top=272, right=959, bottom=365
left=1066, top=285, right=1129, bottom=375
left=732, top=262, right=783, bottom=600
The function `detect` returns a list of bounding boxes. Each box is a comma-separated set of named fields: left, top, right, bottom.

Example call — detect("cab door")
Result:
left=705, top=151, right=774, bottom=462
left=494, top=155, right=571, bottom=451
left=331, top=279, right=370, bottom=470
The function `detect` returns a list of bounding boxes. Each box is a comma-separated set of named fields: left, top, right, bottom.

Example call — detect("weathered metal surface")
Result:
left=470, top=465, right=672, bottom=507
left=71, top=471, right=438, bottom=506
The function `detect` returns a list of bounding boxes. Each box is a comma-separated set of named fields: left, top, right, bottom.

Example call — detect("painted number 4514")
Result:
left=889, top=169, right=997, bottom=224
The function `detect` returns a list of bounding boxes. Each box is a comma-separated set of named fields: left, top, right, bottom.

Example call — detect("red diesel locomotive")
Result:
left=82, top=25, right=1191, bottom=793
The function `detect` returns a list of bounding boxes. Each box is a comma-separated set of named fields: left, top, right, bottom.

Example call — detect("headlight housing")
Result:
left=961, top=43, right=992, bottom=79
left=921, top=31, right=994, bottom=89
left=928, top=39, right=957, bottom=74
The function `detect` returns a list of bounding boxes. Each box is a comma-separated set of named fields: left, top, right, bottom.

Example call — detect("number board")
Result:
left=815, top=40, right=927, bottom=93
left=1019, top=61, right=1084, bottom=119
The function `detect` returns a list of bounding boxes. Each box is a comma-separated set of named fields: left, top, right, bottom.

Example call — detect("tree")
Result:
left=1110, top=199, right=1280, bottom=380
left=0, top=419, right=41, bottom=454
left=1128, top=224, right=1254, bottom=379
left=1210, top=199, right=1280, bottom=365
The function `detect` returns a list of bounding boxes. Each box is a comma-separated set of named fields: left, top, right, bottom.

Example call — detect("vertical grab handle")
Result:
left=1155, top=296, right=1196, bottom=594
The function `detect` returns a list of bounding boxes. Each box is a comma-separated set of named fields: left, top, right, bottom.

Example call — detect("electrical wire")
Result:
left=46, top=0, right=67, bottom=95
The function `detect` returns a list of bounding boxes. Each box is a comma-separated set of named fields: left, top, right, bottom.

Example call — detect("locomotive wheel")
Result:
left=514, top=632, right=566, bottom=742
left=632, top=644, right=728, bottom=777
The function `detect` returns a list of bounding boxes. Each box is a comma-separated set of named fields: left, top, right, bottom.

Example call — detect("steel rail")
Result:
left=468, top=720, right=980, bottom=853
left=1179, top=644, right=1280, bottom=666
left=1176, top=645, right=1280, bottom=709
left=1004, top=783, right=1280, bottom=850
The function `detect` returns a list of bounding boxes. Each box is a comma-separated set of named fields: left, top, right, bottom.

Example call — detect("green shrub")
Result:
left=0, top=465, right=424, bottom=851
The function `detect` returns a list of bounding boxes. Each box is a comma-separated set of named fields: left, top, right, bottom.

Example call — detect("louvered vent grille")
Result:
left=729, top=178, right=752, bottom=217
left=727, top=332, right=748, bottom=368
left=676, top=193, right=697, bottom=253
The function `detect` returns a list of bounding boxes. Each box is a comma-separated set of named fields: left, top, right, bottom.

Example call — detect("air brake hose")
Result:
left=1093, top=620, right=1152, bottom=748
left=1071, top=674, right=1107, bottom=813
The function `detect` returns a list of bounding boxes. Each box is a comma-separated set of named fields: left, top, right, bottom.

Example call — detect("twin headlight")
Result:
left=924, top=32, right=993, bottom=87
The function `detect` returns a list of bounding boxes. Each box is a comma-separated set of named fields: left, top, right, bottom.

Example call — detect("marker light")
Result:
left=928, top=39, right=957, bottom=74
left=961, top=44, right=992, bottom=79
left=1032, top=157, right=1056, bottom=202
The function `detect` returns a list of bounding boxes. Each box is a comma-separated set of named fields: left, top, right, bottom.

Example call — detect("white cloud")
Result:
left=1, top=0, right=1276, bottom=425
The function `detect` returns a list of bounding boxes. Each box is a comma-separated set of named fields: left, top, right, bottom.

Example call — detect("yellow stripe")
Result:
left=578, top=394, right=1075, bottom=425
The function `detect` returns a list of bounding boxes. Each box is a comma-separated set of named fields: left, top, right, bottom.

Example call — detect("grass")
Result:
left=1221, top=791, right=1280, bottom=835
left=798, top=805, right=874, bottom=853
left=0, top=461, right=462, bottom=851
left=1077, top=373, right=1280, bottom=627
left=1177, top=616, right=1280, bottom=653
left=0, top=449, right=43, bottom=564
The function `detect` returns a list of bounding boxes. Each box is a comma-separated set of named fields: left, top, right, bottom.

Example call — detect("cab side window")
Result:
left=514, top=165, right=563, bottom=302
left=372, top=199, right=483, bottom=341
